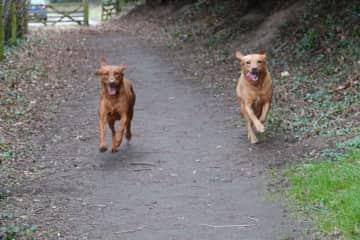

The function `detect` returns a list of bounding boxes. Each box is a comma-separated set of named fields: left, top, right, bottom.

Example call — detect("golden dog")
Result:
left=235, top=51, right=272, bottom=144
left=96, top=57, right=136, bottom=153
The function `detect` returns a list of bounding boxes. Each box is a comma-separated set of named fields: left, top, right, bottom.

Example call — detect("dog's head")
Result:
left=235, top=51, right=267, bottom=82
left=95, top=57, right=126, bottom=96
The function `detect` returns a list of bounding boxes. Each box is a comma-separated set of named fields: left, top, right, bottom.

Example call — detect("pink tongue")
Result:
left=107, top=86, right=117, bottom=96
left=246, top=72, right=257, bottom=81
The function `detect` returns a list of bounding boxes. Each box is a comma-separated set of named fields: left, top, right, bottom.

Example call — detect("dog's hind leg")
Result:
left=108, top=118, right=117, bottom=152
left=115, top=115, right=128, bottom=150
left=125, top=107, right=134, bottom=142
left=125, top=121, right=132, bottom=142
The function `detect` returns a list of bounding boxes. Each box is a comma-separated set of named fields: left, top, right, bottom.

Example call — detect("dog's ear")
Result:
left=95, top=69, right=104, bottom=76
left=258, top=50, right=267, bottom=59
left=99, top=57, right=107, bottom=67
left=235, top=51, right=244, bottom=61
left=118, top=64, right=127, bottom=72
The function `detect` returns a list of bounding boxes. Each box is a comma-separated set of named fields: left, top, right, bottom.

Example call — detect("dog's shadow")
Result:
left=95, top=142, right=154, bottom=172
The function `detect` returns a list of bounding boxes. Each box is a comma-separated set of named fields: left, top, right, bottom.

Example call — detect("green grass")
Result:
left=283, top=137, right=360, bottom=239
left=0, top=223, right=38, bottom=240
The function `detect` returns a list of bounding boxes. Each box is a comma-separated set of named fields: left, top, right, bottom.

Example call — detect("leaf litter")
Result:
left=0, top=27, right=91, bottom=239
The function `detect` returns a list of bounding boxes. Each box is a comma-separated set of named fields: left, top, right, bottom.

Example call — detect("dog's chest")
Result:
left=250, top=83, right=272, bottom=102
left=255, top=91, right=267, bottom=101
left=107, top=110, right=121, bottom=120
left=245, top=88, right=267, bottom=103
left=105, top=96, right=128, bottom=117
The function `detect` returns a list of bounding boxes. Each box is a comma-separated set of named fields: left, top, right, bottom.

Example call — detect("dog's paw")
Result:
left=111, top=147, right=118, bottom=153
left=99, top=145, right=108, bottom=152
left=251, top=138, right=259, bottom=144
left=255, top=123, right=265, bottom=133
left=125, top=133, right=132, bottom=141
left=111, top=140, right=121, bottom=153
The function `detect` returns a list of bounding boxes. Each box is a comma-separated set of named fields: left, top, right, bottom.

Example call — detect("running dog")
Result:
left=96, top=57, right=136, bottom=152
left=235, top=51, right=272, bottom=144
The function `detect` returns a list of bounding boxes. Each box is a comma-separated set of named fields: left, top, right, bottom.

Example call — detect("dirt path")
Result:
left=29, top=32, right=302, bottom=239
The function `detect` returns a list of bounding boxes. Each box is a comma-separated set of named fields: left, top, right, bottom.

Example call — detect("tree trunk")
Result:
left=3, top=0, right=26, bottom=42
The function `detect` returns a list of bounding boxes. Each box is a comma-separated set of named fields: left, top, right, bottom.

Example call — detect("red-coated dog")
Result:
left=95, top=57, right=136, bottom=152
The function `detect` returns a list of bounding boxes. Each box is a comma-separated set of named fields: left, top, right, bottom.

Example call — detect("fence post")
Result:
left=83, top=0, right=89, bottom=26
left=11, top=3, right=16, bottom=45
left=0, top=0, right=4, bottom=60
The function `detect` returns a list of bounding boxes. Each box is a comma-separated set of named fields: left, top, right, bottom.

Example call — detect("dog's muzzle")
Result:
left=246, top=71, right=259, bottom=81
left=107, top=82, right=118, bottom=96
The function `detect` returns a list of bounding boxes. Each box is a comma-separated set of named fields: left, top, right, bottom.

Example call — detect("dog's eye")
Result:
left=246, top=61, right=250, bottom=64
left=257, top=60, right=263, bottom=63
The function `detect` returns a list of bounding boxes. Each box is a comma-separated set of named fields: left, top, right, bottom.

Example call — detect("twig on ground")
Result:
left=247, top=216, right=259, bottom=222
left=130, top=162, right=156, bottom=167
left=116, top=226, right=145, bottom=234
left=199, top=223, right=255, bottom=229
left=132, top=168, right=152, bottom=172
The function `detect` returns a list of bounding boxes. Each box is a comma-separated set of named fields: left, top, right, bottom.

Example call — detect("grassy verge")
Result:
left=281, top=136, right=360, bottom=239
left=272, top=2, right=360, bottom=237
left=270, top=0, right=360, bottom=140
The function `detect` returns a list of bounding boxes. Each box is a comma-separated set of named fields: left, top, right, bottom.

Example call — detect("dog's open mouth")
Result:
left=107, top=83, right=118, bottom=96
left=246, top=72, right=259, bottom=81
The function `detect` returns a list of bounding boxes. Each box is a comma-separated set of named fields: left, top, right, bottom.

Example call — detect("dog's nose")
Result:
left=109, top=77, right=116, bottom=84
left=251, top=68, right=258, bottom=73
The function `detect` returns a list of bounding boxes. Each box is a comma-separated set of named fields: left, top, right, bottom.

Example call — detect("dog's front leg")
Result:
left=108, top=118, right=117, bottom=152
left=98, top=112, right=108, bottom=152
left=259, top=102, right=270, bottom=125
left=245, top=117, right=258, bottom=144
left=113, top=116, right=128, bottom=152
left=245, top=104, right=265, bottom=132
